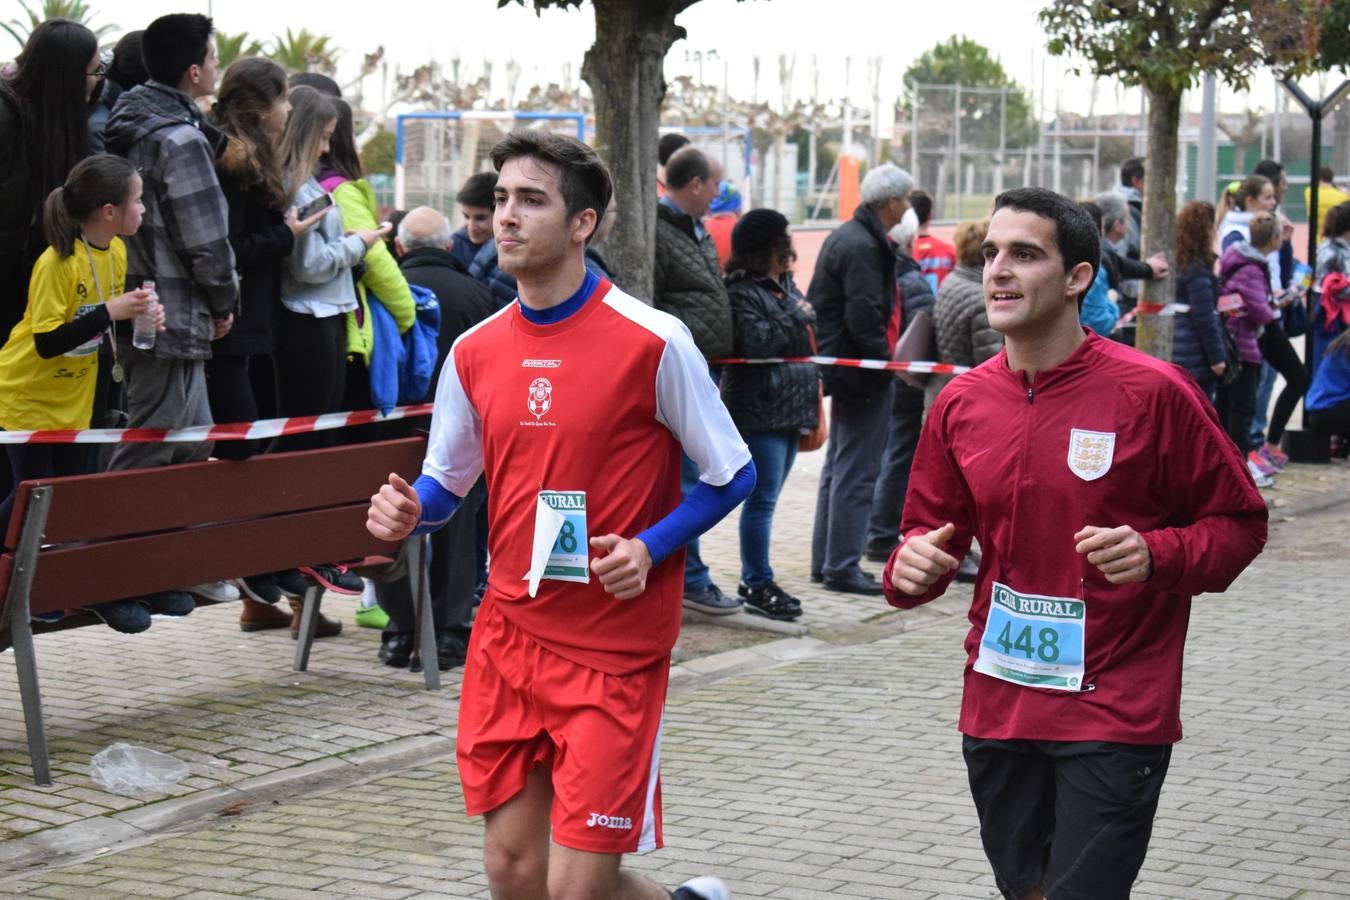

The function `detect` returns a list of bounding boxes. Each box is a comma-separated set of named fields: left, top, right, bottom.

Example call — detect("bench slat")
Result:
left=24, top=502, right=402, bottom=614
left=3, top=437, right=425, bottom=548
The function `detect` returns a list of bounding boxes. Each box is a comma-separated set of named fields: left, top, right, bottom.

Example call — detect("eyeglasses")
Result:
left=87, top=61, right=108, bottom=78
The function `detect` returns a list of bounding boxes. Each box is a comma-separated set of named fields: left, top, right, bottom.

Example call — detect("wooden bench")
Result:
left=0, top=436, right=439, bottom=786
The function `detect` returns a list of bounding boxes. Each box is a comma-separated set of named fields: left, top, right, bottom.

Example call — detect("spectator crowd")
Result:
left=2, top=11, right=1349, bottom=660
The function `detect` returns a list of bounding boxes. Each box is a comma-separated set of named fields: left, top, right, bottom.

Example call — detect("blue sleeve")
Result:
left=636, top=461, right=756, bottom=565
left=1079, top=268, right=1119, bottom=336
left=412, top=474, right=462, bottom=535
left=1220, top=231, right=1241, bottom=252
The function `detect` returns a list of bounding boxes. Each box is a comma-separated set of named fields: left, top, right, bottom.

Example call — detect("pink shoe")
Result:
left=1258, top=445, right=1288, bottom=472
left=1246, top=449, right=1278, bottom=477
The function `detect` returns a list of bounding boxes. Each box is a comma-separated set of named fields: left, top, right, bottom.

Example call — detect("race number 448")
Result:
left=974, top=582, right=1087, bottom=691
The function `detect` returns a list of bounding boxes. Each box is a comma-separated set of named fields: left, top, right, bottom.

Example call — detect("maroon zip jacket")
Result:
left=883, top=331, right=1267, bottom=745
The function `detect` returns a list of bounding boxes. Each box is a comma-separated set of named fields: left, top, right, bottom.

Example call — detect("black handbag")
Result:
left=1282, top=294, right=1310, bottom=338
left=1221, top=329, right=1242, bottom=387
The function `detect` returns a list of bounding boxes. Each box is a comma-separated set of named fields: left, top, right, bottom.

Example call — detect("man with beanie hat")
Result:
left=808, top=162, right=913, bottom=595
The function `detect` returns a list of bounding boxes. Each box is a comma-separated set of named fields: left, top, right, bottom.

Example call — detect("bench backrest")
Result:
left=0, top=437, right=426, bottom=619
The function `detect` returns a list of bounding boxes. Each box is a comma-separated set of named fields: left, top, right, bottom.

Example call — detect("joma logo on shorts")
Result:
left=585, top=812, right=632, bottom=830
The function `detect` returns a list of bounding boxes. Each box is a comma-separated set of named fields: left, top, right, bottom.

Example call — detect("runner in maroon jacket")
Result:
left=884, top=187, right=1268, bottom=900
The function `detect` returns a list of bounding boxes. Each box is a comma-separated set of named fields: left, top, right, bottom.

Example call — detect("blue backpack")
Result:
left=367, top=284, right=442, bottom=414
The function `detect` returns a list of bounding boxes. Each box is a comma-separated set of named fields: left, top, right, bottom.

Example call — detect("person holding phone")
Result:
left=273, top=85, right=389, bottom=458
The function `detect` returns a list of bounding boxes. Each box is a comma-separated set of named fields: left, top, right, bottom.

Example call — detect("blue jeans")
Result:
left=1250, top=362, right=1276, bottom=446
left=738, top=431, right=798, bottom=588
left=680, top=366, right=722, bottom=592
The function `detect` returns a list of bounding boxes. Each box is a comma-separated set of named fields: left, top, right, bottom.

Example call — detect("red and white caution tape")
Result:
left=0, top=404, right=434, bottom=445
left=0, top=355, right=967, bottom=444
left=716, top=355, right=971, bottom=375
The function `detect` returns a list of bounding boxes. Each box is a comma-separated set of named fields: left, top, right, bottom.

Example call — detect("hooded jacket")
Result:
left=1172, top=262, right=1227, bottom=382
left=105, top=81, right=238, bottom=359
left=719, top=269, right=819, bottom=435
left=653, top=200, right=733, bottom=362
left=806, top=204, right=896, bottom=403
left=883, top=332, right=1268, bottom=745
left=1218, top=242, right=1275, bottom=365
left=318, top=173, right=415, bottom=366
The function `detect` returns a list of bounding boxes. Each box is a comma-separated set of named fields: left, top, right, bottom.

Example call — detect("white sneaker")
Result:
left=189, top=580, right=241, bottom=602
left=1246, top=459, right=1275, bottom=489
left=676, top=876, right=730, bottom=900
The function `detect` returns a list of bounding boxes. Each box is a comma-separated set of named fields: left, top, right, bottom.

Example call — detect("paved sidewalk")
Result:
left=0, top=436, right=963, bottom=845
left=1, top=473, right=1347, bottom=898
left=0, top=451, right=1346, bottom=897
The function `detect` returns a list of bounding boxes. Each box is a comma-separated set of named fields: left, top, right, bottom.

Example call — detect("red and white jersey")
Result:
left=423, top=278, right=750, bottom=675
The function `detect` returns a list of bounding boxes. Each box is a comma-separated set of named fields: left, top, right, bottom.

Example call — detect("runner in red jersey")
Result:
left=367, top=130, right=750, bottom=900
left=883, top=188, right=1267, bottom=900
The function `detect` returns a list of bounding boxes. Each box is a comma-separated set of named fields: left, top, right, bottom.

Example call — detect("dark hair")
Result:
left=992, top=187, right=1100, bottom=292
left=1254, top=159, right=1285, bottom=182
left=664, top=146, right=710, bottom=191
left=108, top=31, right=147, bottom=89
left=910, top=190, right=934, bottom=226
left=4, top=19, right=98, bottom=199
left=457, top=171, right=497, bottom=208
left=1080, top=201, right=1103, bottom=234
left=141, top=13, right=213, bottom=87
left=489, top=130, right=613, bottom=244
left=43, top=154, right=138, bottom=257
left=208, top=57, right=290, bottom=210
left=726, top=208, right=791, bottom=276
left=658, top=132, right=690, bottom=166
left=1120, top=157, right=1144, bottom=187
left=1323, top=201, right=1350, bottom=241
left=1319, top=166, right=1335, bottom=183
left=1174, top=200, right=1217, bottom=271
left=288, top=72, right=341, bottom=97
left=323, top=98, right=363, bottom=182
left=384, top=208, right=408, bottom=259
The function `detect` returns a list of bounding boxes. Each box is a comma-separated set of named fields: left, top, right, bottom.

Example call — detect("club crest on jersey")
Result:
left=1067, top=428, right=1115, bottom=481
left=527, top=377, right=553, bottom=419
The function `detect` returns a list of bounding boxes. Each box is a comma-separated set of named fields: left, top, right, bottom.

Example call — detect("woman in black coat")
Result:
left=1171, top=201, right=1229, bottom=403
left=719, top=209, right=819, bottom=621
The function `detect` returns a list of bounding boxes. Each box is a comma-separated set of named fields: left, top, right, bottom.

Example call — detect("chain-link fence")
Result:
left=902, top=82, right=1152, bottom=222
left=394, top=112, right=586, bottom=218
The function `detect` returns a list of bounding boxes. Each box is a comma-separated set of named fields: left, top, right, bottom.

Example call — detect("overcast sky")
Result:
left=24, top=0, right=1330, bottom=120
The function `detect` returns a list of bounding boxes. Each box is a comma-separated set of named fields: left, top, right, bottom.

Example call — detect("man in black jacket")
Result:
left=808, top=162, right=913, bottom=595
left=373, top=207, right=495, bottom=670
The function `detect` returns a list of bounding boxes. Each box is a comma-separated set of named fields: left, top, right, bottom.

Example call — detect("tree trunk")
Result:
left=581, top=0, right=688, bottom=302
left=1135, top=87, right=1181, bottom=362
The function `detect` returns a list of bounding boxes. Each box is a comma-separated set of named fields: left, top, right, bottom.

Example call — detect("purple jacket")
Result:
left=1218, top=243, right=1275, bottom=364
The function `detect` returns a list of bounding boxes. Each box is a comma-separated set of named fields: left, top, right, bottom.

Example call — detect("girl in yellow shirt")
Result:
left=0, top=154, right=161, bottom=631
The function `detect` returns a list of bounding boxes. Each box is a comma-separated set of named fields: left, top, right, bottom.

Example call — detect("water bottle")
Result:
left=133, top=280, right=158, bottom=350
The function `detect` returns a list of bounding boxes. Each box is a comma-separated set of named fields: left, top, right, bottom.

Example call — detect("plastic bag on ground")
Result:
left=90, top=743, right=190, bottom=796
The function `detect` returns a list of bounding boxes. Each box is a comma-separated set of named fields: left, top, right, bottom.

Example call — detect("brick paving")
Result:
left=0, top=452, right=1347, bottom=897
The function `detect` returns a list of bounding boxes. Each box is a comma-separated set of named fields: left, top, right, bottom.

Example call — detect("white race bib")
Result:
left=523, top=490, right=589, bottom=597
left=973, top=582, right=1087, bottom=691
